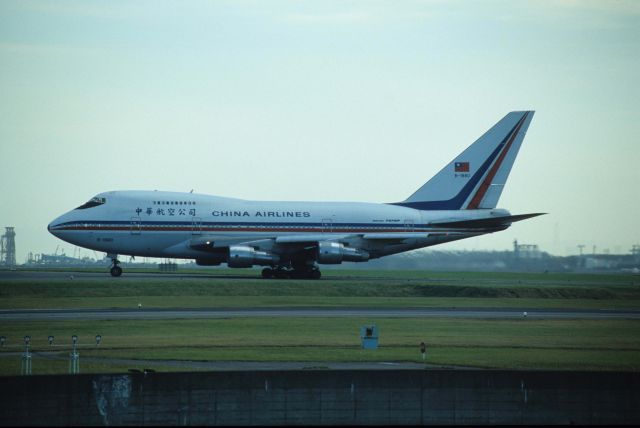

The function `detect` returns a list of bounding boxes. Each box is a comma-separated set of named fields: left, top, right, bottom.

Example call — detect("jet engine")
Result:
left=316, top=242, right=369, bottom=264
left=227, top=245, right=279, bottom=268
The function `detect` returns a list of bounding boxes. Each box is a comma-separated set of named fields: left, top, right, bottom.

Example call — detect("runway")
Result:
left=8, top=352, right=442, bottom=371
left=0, top=269, right=421, bottom=282
left=0, top=269, right=409, bottom=282
left=0, top=269, right=260, bottom=281
left=1, top=307, right=638, bottom=321
left=4, top=268, right=637, bottom=285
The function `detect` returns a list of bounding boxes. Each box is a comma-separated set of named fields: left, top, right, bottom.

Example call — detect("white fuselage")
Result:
left=47, top=112, right=539, bottom=276
left=48, top=190, right=508, bottom=263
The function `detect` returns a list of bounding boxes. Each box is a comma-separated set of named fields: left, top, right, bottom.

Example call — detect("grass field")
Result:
left=2, top=268, right=639, bottom=310
left=1, top=268, right=639, bottom=375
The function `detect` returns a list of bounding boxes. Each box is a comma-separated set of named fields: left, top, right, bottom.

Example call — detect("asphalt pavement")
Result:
left=1, top=306, right=638, bottom=321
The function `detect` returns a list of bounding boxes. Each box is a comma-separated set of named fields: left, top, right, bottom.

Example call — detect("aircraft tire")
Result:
left=311, top=269, right=321, bottom=280
left=110, top=266, right=123, bottom=277
left=261, top=268, right=274, bottom=279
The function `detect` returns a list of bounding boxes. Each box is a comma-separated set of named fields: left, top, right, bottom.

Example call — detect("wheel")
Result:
left=110, top=265, right=123, bottom=277
left=261, top=267, right=273, bottom=279
left=311, top=269, right=321, bottom=280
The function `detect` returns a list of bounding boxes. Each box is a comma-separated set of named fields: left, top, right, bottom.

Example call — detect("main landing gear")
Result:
left=108, top=254, right=122, bottom=277
left=261, top=265, right=321, bottom=280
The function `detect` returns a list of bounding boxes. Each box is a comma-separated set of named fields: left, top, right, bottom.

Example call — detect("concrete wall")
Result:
left=2, top=369, right=639, bottom=426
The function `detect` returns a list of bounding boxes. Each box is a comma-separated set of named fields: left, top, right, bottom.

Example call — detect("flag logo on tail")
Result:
left=455, top=162, right=469, bottom=172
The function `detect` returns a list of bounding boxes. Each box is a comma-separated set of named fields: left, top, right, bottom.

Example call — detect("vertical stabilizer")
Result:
left=394, top=111, right=534, bottom=210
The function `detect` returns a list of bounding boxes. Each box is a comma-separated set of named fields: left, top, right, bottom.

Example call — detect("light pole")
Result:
left=21, top=336, right=32, bottom=375
left=69, top=335, right=79, bottom=374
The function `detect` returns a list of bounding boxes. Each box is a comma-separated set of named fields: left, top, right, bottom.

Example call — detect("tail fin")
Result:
left=395, top=111, right=534, bottom=210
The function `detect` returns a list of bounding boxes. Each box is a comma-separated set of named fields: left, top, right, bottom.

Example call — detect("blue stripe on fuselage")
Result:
left=50, top=220, right=420, bottom=229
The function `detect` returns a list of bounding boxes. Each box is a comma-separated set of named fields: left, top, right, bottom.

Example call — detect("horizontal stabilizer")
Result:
left=430, top=213, right=546, bottom=229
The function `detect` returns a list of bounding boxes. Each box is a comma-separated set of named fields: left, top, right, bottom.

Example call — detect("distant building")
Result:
left=584, top=257, right=617, bottom=270
left=23, top=251, right=159, bottom=268
left=0, top=227, right=16, bottom=267
left=513, top=239, right=542, bottom=259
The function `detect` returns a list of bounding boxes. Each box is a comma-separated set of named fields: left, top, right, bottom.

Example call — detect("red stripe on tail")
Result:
left=466, top=113, right=528, bottom=209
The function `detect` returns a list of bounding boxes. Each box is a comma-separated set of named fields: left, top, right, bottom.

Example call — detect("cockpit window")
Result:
left=75, top=196, right=106, bottom=210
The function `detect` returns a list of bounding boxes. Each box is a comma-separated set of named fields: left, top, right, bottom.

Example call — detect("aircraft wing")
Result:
left=275, top=234, right=354, bottom=244
left=189, top=232, right=433, bottom=252
left=361, top=233, right=430, bottom=240
left=189, top=237, right=275, bottom=251
left=188, top=214, right=545, bottom=253
left=276, top=233, right=439, bottom=244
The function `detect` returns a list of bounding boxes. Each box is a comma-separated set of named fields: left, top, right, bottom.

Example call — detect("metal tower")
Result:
left=0, top=227, right=16, bottom=266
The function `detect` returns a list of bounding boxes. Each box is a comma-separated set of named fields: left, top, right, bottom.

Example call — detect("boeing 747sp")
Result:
left=48, top=111, right=543, bottom=279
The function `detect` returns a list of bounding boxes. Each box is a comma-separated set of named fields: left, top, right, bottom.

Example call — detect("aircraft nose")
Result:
left=48, top=214, right=66, bottom=237
left=47, top=220, right=57, bottom=236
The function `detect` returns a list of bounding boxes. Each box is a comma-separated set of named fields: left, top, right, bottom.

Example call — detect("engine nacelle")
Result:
left=316, top=242, right=369, bottom=264
left=227, top=245, right=279, bottom=268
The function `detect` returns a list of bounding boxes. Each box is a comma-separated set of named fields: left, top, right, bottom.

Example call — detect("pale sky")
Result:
left=1, top=0, right=639, bottom=263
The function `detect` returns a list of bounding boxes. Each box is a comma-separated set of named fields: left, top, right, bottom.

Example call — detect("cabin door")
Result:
left=192, top=217, right=202, bottom=235
left=404, top=219, right=414, bottom=232
left=130, top=217, right=141, bottom=235
left=321, top=218, right=333, bottom=234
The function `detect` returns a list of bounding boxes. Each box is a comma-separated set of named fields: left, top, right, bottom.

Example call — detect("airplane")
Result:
left=48, top=111, right=544, bottom=279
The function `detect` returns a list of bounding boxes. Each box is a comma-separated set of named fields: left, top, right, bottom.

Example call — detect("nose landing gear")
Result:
left=110, top=265, right=122, bottom=277
left=108, top=254, right=122, bottom=277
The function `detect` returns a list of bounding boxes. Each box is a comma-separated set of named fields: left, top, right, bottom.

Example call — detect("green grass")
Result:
left=1, top=269, right=639, bottom=375
left=1, top=317, right=639, bottom=375
left=1, top=270, right=639, bottom=310
left=4, top=295, right=639, bottom=310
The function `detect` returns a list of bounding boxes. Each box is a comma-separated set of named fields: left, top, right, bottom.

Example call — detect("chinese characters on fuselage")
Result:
left=136, top=207, right=197, bottom=216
